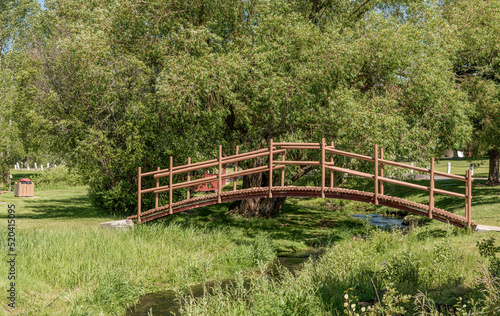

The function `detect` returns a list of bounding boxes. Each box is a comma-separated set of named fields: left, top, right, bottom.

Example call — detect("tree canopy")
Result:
left=444, top=0, right=500, bottom=184
left=5, top=0, right=498, bottom=215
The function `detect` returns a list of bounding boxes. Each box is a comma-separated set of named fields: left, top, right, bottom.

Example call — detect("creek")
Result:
left=125, top=250, right=322, bottom=316
left=126, top=215, right=404, bottom=315
left=351, top=213, right=406, bottom=230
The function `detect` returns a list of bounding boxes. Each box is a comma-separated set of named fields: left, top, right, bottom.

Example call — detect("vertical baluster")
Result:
left=233, top=146, right=239, bottom=191
left=169, top=156, right=173, bottom=215
left=380, top=148, right=384, bottom=195
left=321, top=138, right=325, bottom=198
left=281, top=142, right=285, bottom=187
left=467, top=169, right=473, bottom=228
left=465, top=169, right=469, bottom=227
left=187, top=157, right=191, bottom=199
left=429, top=157, right=435, bottom=219
left=138, top=167, right=142, bottom=223
left=469, top=170, right=473, bottom=228
left=155, top=167, right=160, bottom=209
left=374, top=144, right=379, bottom=205
left=218, top=145, right=222, bottom=203
left=330, top=141, right=335, bottom=188
left=269, top=139, right=273, bottom=198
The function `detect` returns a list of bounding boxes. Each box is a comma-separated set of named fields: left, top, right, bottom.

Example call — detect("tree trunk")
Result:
left=485, top=148, right=500, bottom=185
left=227, top=172, right=287, bottom=217
left=227, top=157, right=319, bottom=217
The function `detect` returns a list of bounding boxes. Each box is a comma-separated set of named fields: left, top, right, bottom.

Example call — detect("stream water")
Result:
left=351, top=213, right=406, bottom=230
left=125, top=215, right=403, bottom=315
left=125, top=250, right=321, bottom=316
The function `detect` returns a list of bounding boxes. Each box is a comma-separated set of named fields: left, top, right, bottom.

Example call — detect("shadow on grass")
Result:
left=0, top=195, right=110, bottom=221
left=155, top=200, right=368, bottom=250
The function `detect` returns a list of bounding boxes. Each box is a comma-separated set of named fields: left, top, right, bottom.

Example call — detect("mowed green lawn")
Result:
left=435, top=158, right=490, bottom=178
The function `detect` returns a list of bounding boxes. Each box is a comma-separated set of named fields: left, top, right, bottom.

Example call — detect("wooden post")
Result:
left=321, top=138, right=325, bottom=198
left=269, top=139, right=273, bottom=198
left=330, top=141, right=334, bottom=188
left=374, top=144, right=379, bottom=205
left=155, top=167, right=160, bottom=209
left=467, top=169, right=472, bottom=228
left=380, top=148, right=384, bottom=195
left=187, top=158, right=191, bottom=199
left=233, top=146, right=239, bottom=191
left=281, top=142, right=285, bottom=187
left=138, top=167, right=142, bottom=224
left=169, top=156, right=173, bottom=215
left=469, top=170, right=473, bottom=228
left=429, top=157, right=435, bottom=219
left=465, top=169, right=469, bottom=227
left=218, top=145, right=222, bottom=203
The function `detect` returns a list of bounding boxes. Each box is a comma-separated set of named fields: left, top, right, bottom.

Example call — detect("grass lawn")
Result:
left=435, top=158, right=490, bottom=178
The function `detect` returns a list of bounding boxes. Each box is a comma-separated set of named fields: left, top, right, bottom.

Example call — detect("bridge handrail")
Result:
left=137, top=139, right=473, bottom=228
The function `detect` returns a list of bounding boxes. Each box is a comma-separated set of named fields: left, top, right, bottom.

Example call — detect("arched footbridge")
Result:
left=128, top=140, right=475, bottom=228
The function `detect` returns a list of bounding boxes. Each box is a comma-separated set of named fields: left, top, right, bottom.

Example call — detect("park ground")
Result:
left=0, top=159, right=499, bottom=315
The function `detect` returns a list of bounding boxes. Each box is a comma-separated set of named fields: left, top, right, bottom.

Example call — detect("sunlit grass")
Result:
left=0, top=168, right=498, bottom=315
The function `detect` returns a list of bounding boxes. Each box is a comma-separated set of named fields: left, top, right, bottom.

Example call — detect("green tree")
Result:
left=0, top=0, right=40, bottom=184
left=15, top=0, right=472, bottom=216
left=444, top=0, right=500, bottom=184
left=156, top=0, right=472, bottom=216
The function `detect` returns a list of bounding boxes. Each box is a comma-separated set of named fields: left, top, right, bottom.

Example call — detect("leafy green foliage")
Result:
left=444, top=0, right=500, bottom=183
left=9, top=0, right=480, bottom=216
left=477, top=237, right=500, bottom=277
left=32, top=166, right=85, bottom=189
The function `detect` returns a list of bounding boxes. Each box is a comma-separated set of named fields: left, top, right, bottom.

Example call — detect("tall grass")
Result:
left=0, top=223, right=276, bottom=315
left=179, top=228, right=499, bottom=316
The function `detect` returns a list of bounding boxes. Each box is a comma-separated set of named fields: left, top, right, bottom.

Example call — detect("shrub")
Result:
left=32, top=166, right=86, bottom=189
left=477, top=237, right=500, bottom=277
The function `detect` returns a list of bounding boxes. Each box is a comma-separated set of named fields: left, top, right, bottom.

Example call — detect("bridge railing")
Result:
left=137, top=139, right=473, bottom=227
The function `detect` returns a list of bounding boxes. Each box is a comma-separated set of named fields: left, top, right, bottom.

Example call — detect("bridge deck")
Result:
left=128, top=186, right=475, bottom=228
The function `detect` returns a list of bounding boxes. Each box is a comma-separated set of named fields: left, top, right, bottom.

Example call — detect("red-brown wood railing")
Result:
left=136, top=139, right=473, bottom=228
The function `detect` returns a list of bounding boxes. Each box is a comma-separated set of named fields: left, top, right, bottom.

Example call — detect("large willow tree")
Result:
left=15, top=0, right=473, bottom=216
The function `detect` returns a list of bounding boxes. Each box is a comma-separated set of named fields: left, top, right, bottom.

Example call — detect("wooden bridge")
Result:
left=128, top=140, right=475, bottom=228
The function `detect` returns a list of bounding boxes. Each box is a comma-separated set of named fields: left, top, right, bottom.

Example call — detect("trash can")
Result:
left=14, top=178, right=34, bottom=197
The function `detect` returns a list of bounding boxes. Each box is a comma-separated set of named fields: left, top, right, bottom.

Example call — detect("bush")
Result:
left=32, top=166, right=86, bottom=189
left=477, top=237, right=500, bottom=277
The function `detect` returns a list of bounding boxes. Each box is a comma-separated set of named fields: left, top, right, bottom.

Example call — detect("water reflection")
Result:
left=351, top=213, right=405, bottom=230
